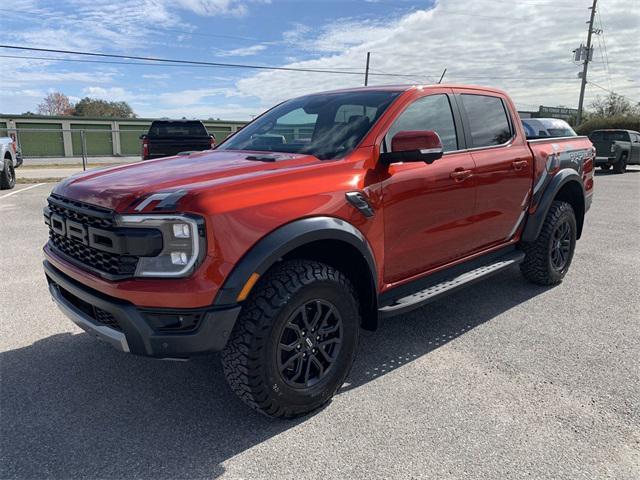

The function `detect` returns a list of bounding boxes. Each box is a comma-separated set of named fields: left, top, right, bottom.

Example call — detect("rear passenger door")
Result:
left=457, top=92, right=533, bottom=249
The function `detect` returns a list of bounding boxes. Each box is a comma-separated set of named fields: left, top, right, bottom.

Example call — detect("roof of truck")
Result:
left=299, top=84, right=508, bottom=97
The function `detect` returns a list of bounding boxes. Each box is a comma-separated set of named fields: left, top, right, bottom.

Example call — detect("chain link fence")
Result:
left=6, top=128, right=148, bottom=169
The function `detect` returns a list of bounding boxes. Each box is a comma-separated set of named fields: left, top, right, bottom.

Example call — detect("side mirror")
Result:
left=379, top=130, right=444, bottom=165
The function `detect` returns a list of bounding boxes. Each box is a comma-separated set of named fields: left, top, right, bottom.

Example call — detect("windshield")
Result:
left=217, top=90, right=401, bottom=160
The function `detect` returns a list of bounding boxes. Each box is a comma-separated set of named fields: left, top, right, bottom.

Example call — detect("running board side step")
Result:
left=378, top=250, right=525, bottom=318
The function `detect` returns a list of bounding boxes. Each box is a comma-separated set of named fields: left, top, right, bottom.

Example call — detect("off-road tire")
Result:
left=612, top=153, right=627, bottom=174
left=520, top=201, right=576, bottom=286
left=221, top=260, right=360, bottom=418
left=1, top=158, right=15, bottom=190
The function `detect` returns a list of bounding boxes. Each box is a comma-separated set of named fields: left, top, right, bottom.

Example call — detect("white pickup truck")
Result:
left=1, top=136, right=22, bottom=190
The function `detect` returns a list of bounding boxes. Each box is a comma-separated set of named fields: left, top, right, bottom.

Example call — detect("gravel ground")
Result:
left=1, top=168, right=638, bottom=480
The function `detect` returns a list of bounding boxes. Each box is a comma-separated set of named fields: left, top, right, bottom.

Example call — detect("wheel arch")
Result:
left=522, top=169, right=585, bottom=242
left=213, top=217, right=379, bottom=331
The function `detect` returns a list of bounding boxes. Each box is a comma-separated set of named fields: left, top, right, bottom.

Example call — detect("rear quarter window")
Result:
left=461, top=94, right=513, bottom=148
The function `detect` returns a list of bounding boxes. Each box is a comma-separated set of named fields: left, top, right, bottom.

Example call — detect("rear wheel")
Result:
left=1, top=158, right=15, bottom=190
left=520, top=201, right=576, bottom=286
left=612, top=153, right=627, bottom=174
left=221, top=260, right=360, bottom=418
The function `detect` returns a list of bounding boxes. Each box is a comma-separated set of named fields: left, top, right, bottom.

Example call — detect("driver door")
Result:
left=380, top=92, right=478, bottom=284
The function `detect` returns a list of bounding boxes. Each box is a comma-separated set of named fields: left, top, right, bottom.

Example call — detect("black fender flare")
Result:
left=213, top=216, right=378, bottom=307
left=522, top=168, right=585, bottom=242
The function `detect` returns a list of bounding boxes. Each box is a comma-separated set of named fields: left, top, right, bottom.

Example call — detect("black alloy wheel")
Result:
left=550, top=219, right=571, bottom=272
left=277, top=299, right=343, bottom=388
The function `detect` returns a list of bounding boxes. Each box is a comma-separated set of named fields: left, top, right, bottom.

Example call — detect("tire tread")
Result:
left=520, top=200, right=575, bottom=286
left=221, top=259, right=358, bottom=418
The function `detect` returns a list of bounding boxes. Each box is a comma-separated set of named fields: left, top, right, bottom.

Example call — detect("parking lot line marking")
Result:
left=0, top=183, right=45, bottom=199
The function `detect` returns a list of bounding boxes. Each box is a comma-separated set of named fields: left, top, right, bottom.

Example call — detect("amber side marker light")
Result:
left=237, top=272, right=260, bottom=301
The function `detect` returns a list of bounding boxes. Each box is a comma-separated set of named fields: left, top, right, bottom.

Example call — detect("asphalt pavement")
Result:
left=1, top=168, right=638, bottom=479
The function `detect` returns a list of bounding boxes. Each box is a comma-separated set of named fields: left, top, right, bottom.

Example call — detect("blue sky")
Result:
left=2, top=0, right=638, bottom=120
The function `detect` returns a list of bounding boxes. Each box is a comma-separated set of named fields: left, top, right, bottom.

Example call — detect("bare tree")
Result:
left=589, top=92, right=639, bottom=118
left=36, top=92, right=74, bottom=116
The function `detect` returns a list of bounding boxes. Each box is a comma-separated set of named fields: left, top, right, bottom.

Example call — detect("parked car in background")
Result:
left=589, top=129, right=640, bottom=173
left=521, top=118, right=577, bottom=139
left=1, top=136, right=23, bottom=190
left=43, top=84, right=594, bottom=417
left=140, top=120, right=215, bottom=160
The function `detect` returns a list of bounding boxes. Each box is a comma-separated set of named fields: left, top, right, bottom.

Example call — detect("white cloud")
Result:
left=216, top=44, right=267, bottom=57
left=156, top=87, right=239, bottom=106
left=141, top=73, right=171, bottom=80
left=172, top=0, right=248, bottom=17
left=136, top=103, right=264, bottom=121
left=82, top=86, right=134, bottom=101
left=238, top=0, right=639, bottom=110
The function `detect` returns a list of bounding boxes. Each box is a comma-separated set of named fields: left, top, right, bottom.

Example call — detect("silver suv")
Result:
left=1, top=136, right=22, bottom=190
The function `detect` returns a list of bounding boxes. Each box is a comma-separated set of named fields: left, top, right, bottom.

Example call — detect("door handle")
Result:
left=450, top=168, right=473, bottom=181
left=512, top=160, right=529, bottom=171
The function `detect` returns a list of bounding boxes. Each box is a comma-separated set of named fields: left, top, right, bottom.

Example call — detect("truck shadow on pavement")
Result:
left=0, top=269, right=550, bottom=479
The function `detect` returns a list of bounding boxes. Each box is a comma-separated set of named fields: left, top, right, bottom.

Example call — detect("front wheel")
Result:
left=221, top=260, right=360, bottom=418
left=520, top=201, right=577, bottom=286
left=0, top=158, right=16, bottom=190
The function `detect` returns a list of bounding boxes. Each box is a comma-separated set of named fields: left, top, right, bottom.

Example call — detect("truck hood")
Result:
left=53, top=150, right=322, bottom=211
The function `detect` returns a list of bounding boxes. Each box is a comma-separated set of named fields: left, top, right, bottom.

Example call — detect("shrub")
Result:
left=575, top=115, right=640, bottom=135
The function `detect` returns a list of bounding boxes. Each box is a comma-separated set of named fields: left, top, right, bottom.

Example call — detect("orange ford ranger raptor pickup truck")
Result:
left=43, top=85, right=595, bottom=417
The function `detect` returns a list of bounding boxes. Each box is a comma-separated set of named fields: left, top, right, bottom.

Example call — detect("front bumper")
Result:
left=44, top=260, right=241, bottom=358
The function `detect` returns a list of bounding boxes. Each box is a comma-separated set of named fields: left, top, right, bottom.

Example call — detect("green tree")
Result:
left=73, top=98, right=136, bottom=118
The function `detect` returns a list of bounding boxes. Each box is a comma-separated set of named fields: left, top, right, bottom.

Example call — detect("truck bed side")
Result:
left=524, top=136, right=595, bottom=239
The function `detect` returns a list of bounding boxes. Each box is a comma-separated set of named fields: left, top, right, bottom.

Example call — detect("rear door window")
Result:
left=460, top=94, right=513, bottom=147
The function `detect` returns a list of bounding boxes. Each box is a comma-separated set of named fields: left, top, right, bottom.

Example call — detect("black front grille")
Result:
left=46, top=195, right=139, bottom=278
left=48, top=195, right=114, bottom=229
left=50, top=231, right=138, bottom=276
left=57, top=283, right=122, bottom=331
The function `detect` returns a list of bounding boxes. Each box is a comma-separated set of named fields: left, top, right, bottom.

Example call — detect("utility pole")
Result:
left=577, top=0, right=597, bottom=125
left=364, top=51, right=370, bottom=86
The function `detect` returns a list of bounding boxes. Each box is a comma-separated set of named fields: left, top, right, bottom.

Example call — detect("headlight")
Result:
left=116, top=214, right=205, bottom=278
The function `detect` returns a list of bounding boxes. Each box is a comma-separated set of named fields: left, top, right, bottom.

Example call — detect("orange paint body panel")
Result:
left=44, top=84, right=594, bottom=312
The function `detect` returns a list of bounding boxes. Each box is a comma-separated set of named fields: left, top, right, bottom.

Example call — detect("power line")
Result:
left=0, top=53, right=373, bottom=72
left=587, top=81, right=639, bottom=104
left=0, top=45, right=436, bottom=79
left=0, top=52, right=584, bottom=83
left=596, top=8, right=612, bottom=89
